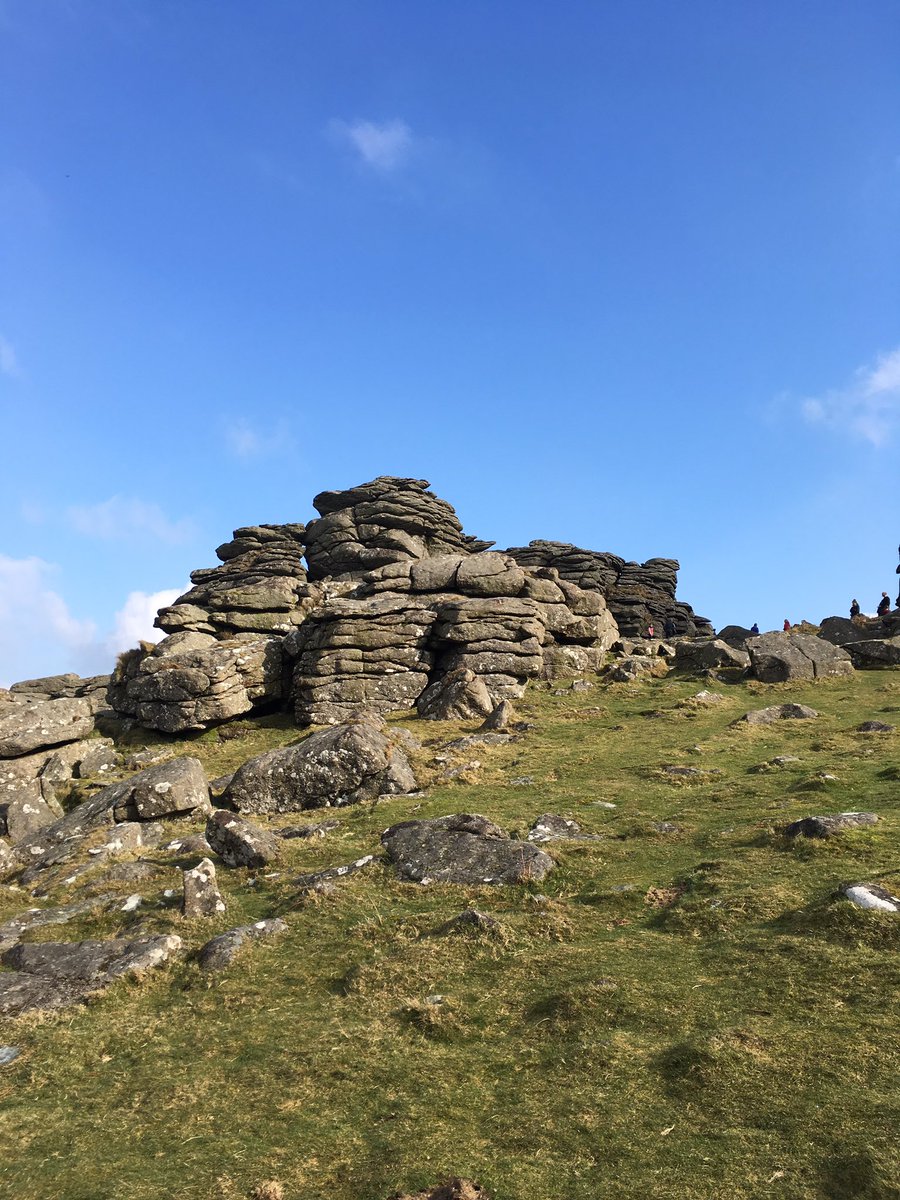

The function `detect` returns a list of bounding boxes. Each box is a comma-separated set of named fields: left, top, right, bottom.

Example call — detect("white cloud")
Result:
left=105, top=588, right=181, bottom=656
left=329, top=118, right=414, bottom=172
left=0, top=555, right=97, bottom=685
left=0, top=334, right=20, bottom=378
left=0, top=555, right=182, bottom=685
left=800, top=346, right=900, bottom=446
left=66, top=495, right=196, bottom=543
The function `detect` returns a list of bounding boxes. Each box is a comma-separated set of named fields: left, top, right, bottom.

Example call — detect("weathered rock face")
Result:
left=106, top=476, right=729, bottom=735
left=817, top=617, right=878, bottom=647
left=108, top=632, right=284, bottom=733
left=845, top=637, right=900, bottom=668
left=0, top=697, right=96, bottom=759
left=205, top=810, right=280, bottom=868
left=735, top=704, right=818, bottom=726
left=416, top=668, right=494, bottom=721
left=156, top=523, right=315, bottom=637
left=223, top=718, right=417, bottom=814
left=786, top=812, right=878, bottom=838
left=746, top=633, right=854, bottom=683
left=8, top=673, right=110, bottom=702
left=674, top=638, right=751, bottom=674
left=304, top=477, right=491, bottom=579
left=505, top=541, right=712, bottom=638
left=197, top=917, right=287, bottom=971
left=381, top=813, right=555, bottom=885
left=182, top=857, right=226, bottom=917
left=0, top=934, right=182, bottom=1015
left=286, top=553, right=618, bottom=724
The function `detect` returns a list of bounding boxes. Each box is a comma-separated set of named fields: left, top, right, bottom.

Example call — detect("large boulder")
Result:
left=108, top=632, right=284, bottom=732
left=817, top=616, right=879, bottom=647
left=381, top=813, right=554, bottom=885
left=735, top=704, right=818, bottom=726
left=746, top=632, right=853, bottom=682
left=845, top=637, right=900, bottom=668
left=674, top=638, right=750, bottom=673
left=0, top=697, right=96, bottom=759
left=223, top=718, right=416, bottom=814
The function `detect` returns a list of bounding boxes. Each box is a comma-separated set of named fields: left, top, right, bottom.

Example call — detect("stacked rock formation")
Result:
left=504, top=541, right=712, bottom=638
left=108, top=476, right=709, bottom=732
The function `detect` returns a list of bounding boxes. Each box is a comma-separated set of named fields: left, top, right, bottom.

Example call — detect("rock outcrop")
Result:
left=107, top=476, right=717, bottom=734
left=381, top=813, right=555, bottom=885
left=504, top=541, right=712, bottom=638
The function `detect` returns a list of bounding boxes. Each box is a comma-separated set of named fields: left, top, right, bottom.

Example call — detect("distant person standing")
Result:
left=877, top=592, right=891, bottom=617
left=850, top=599, right=860, bottom=619
left=783, top=619, right=792, bottom=631
left=663, top=617, right=677, bottom=640
left=647, top=623, right=655, bottom=639
left=750, top=622, right=760, bottom=635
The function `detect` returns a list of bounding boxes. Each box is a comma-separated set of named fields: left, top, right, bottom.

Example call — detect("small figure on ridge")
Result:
left=750, top=622, right=760, bottom=635
left=783, top=618, right=792, bottom=632
left=850, top=599, right=861, bottom=619
left=877, top=592, right=891, bottom=617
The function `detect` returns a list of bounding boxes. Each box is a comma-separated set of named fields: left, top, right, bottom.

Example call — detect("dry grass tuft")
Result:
left=250, top=1183, right=285, bottom=1200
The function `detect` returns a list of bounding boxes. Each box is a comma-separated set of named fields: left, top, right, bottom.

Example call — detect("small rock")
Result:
left=434, top=908, right=503, bottom=937
left=857, top=721, right=894, bottom=733
left=182, top=857, right=226, bottom=918
left=0, top=1046, right=20, bottom=1065
left=275, top=820, right=340, bottom=840
left=478, top=701, right=514, bottom=732
left=509, top=776, right=535, bottom=787
left=653, top=821, right=681, bottom=834
left=528, top=813, right=582, bottom=842
left=786, top=812, right=878, bottom=838
left=293, top=855, right=375, bottom=890
left=839, top=883, right=900, bottom=912
left=206, top=811, right=280, bottom=869
left=736, top=704, right=818, bottom=726
left=381, top=813, right=554, bottom=886
left=196, top=917, right=287, bottom=972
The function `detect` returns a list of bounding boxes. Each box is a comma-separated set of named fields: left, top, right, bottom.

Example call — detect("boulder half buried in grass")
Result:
left=786, top=812, right=878, bottom=838
left=381, top=813, right=554, bottom=885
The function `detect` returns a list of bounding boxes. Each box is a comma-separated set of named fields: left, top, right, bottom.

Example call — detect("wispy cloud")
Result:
left=223, top=417, right=293, bottom=461
left=106, top=588, right=182, bottom=654
left=800, top=346, right=900, bottom=446
left=328, top=118, right=414, bottom=172
left=66, top=496, right=196, bottom=543
left=0, top=334, right=21, bottom=379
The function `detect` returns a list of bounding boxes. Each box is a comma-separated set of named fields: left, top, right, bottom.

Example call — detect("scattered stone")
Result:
left=736, top=704, right=818, bottom=726
left=197, top=918, right=287, bottom=971
left=73, top=740, right=118, bottom=778
left=0, top=1047, right=20, bottom=1066
left=479, top=700, right=514, bottom=732
left=129, top=757, right=211, bottom=820
left=509, top=776, right=535, bottom=787
left=693, top=690, right=725, bottom=703
left=164, top=833, right=212, bottom=856
left=293, top=855, right=375, bottom=890
left=653, top=821, right=681, bottom=834
left=839, top=883, right=900, bottom=912
left=182, top=857, right=226, bottom=918
left=224, top=717, right=416, bottom=815
left=434, top=908, right=503, bottom=937
left=276, top=820, right=340, bottom=839
left=746, top=632, right=853, bottom=683
left=857, top=721, right=894, bottom=733
left=205, top=811, right=280, bottom=869
left=0, top=934, right=182, bottom=1015
left=381, top=813, right=554, bottom=885
left=528, top=813, right=582, bottom=842
left=786, top=812, right=878, bottom=838
left=438, top=760, right=482, bottom=782
left=772, top=755, right=801, bottom=766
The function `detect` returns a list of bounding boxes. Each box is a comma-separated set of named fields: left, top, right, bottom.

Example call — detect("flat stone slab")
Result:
left=0, top=934, right=182, bottom=1015
left=786, top=812, right=879, bottom=838
left=381, top=813, right=554, bottom=885
left=0, top=697, right=95, bottom=759
left=736, top=704, right=818, bottom=726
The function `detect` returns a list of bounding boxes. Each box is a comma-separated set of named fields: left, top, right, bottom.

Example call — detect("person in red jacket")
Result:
left=783, top=619, right=792, bottom=631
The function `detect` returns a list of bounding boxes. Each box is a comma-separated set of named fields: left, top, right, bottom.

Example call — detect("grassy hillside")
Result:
left=2, top=669, right=899, bottom=1200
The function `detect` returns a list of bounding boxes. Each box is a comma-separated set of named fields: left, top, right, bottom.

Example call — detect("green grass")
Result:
left=1, top=671, right=900, bottom=1199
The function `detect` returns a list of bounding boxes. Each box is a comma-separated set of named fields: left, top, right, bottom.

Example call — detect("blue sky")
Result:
left=1, top=0, right=898, bottom=684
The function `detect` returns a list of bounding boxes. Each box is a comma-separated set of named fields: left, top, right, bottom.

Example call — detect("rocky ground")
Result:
left=0, top=655, right=898, bottom=1199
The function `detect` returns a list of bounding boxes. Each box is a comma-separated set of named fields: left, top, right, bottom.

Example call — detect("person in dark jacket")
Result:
left=877, top=592, right=891, bottom=616
left=750, top=622, right=760, bottom=635
left=850, top=599, right=861, bottom=618
left=663, top=617, right=677, bottom=640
